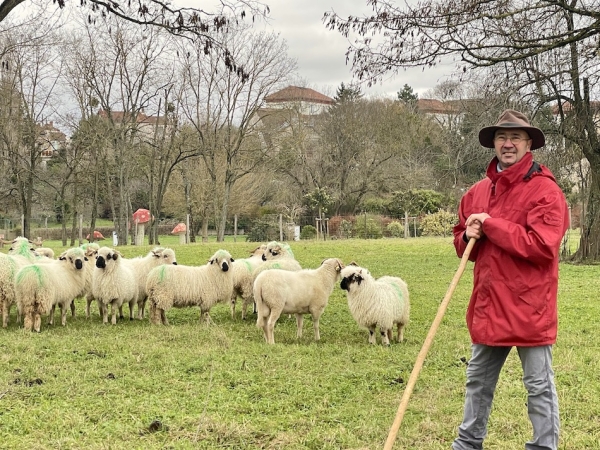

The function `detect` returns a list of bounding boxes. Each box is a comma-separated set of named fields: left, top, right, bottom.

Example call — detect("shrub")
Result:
left=300, top=225, right=317, bottom=240
left=386, top=221, right=404, bottom=238
left=246, top=219, right=278, bottom=242
left=329, top=216, right=355, bottom=238
left=420, top=210, right=458, bottom=237
left=354, top=214, right=383, bottom=239
left=339, top=219, right=354, bottom=239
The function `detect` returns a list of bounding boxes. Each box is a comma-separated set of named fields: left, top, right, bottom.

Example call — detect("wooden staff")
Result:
left=383, top=237, right=476, bottom=450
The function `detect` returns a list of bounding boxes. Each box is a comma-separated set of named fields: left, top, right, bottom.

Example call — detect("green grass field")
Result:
left=0, top=237, right=598, bottom=449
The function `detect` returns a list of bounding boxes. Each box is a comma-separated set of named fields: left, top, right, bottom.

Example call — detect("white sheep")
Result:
left=0, top=237, right=43, bottom=328
left=15, top=247, right=89, bottom=332
left=339, top=264, right=410, bottom=345
left=230, top=244, right=266, bottom=320
left=254, top=258, right=344, bottom=344
left=122, top=247, right=178, bottom=320
left=92, top=247, right=138, bottom=325
left=35, top=247, right=55, bottom=259
left=262, top=240, right=295, bottom=260
left=251, top=240, right=302, bottom=281
left=78, top=243, right=101, bottom=319
left=146, top=249, right=234, bottom=326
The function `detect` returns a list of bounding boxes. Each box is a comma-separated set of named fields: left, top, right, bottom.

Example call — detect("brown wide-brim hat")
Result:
left=479, top=109, right=545, bottom=150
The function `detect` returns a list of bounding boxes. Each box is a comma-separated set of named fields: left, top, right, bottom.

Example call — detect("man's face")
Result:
left=493, top=129, right=532, bottom=170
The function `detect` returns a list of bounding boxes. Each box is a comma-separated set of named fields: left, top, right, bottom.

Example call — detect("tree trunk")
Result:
left=577, top=160, right=600, bottom=260
left=216, top=182, right=232, bottom=242
left=201, top=217, right=209, bottom=242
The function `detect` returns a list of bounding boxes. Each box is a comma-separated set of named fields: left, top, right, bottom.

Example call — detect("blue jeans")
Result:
left=452, top=344, right=559, bottom=450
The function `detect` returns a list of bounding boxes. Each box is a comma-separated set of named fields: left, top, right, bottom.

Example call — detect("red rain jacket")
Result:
left=453, top=152, right=569, bottom=346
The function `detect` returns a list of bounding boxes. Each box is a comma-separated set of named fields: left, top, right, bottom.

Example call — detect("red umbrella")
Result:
left=86, top=230, right=105, bottom=240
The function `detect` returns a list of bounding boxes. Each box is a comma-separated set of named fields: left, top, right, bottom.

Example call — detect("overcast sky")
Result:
left=256, top=0, right=456, bottom=99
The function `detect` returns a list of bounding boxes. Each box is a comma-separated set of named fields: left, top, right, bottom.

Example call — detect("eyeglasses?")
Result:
left=493, top=135, right=531, bottom=145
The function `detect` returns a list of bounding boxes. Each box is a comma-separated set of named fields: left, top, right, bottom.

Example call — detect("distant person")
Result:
left=452, top=109, right=569, bottom=450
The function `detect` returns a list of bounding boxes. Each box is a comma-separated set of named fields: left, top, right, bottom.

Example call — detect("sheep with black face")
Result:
left=146, top=249, right=234, bottom=325
left=340, top=264, right=410, bottom=345
left=92, top=247, right=138, bottom=325
left=15, top=247, right=89, bottom=332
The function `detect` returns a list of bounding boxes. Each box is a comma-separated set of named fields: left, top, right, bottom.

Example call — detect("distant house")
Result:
left=254, top=86, right=334, bottom=151
left=37, top=121, right=67, bottom=169
left=263, top=86, right=334, bottom=115
left=97, top=109, right=168, bottom=139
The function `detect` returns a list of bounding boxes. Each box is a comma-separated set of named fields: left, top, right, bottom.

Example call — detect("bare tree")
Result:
left=0, top=0, right=269, bottom=82
left=0, top=24, right=63, bottom=238
left=324, top=1, right=600, bottom=261
left=178, top=27, right=295, bottom=241
left=65, top=18, right=172, bottom=245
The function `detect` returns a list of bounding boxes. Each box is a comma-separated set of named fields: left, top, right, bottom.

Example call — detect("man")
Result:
left=452, top=109, right=569, bottom=450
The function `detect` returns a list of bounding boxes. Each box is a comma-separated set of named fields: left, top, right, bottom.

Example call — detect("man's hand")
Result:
left=465, top=213, right=491, bottom=240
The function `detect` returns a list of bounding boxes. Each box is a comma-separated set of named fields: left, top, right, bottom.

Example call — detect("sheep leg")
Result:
left=128, top=299, right=135, bottom=321
left=2, top=299, right=8, bottom=328
left=230, top=296, right=236, bottom=320
left=85, top=296, right=91, bottom=319
left=70, top=300, right=76, bottom=318
left=34, top=312, right=42, bottom=333
left=23, top=305, right=34, bottom=331
left=397, top=323, right=405, bottom=342
left=136, top=298, right=145, bottom=320
left=368, top=326, right=377, bottom=344
left=242, top=297, right=253, bottom=321
left=295, top=314, right=304, bottom=339
left=111, top=301, right=118, bottom=325
left=160, top=308, right=169, bottom=326
left=200, top=310, right=212, bottom=325
left=61, top=303, right=68, bottom=326
left=266, top=309, right=282, bottom=344
left=48, top=304, right=55, bottom=325
left=380, top=328, right=390, bottom=346
left=149, top=303, right=160, bottom=325
left=101, top=303, right=109, bottom=324
left=312, top=316, right=320, bottom=341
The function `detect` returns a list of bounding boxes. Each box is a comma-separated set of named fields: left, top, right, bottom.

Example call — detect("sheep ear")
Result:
left=348, top=261, right=358, bottom=266
left=208, top=259, right=214, bottom=264
left=59, top=256, right=66, bottom=261
left=84, top=257, right=89, bottom=261
left=112, top=253, right=119, bottom=260
left=230, top=257, right=235, bottom=262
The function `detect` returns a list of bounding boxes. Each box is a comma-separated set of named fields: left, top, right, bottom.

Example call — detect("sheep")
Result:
left=230, top=244, right=266, bottom=320
left=122, top=247, right=178, bottom=320
left=0, top=237, right=43, bottom=327
left=262, top=240, right=295, bottom=260
left=78, top=243, right=100, bottom=319
left=146, top=249, right=234, bottom=326
left=251, top=240, right=302, bottom=280
left=254, top=258, right=344, bottom=344
left=35, top=247, right=55, bottom=259
left=92, top=247, right=138, bottom=325
left=339, top=264, right=410, bottom=345
left=15, top=247, right=89, bottom=332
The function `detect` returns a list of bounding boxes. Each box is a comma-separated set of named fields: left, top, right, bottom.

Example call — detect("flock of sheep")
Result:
left=0, top=237, right=410, bottom=345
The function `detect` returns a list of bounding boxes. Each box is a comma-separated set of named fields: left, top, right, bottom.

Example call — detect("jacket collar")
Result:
left=487, top=152, right=534, bottom=185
